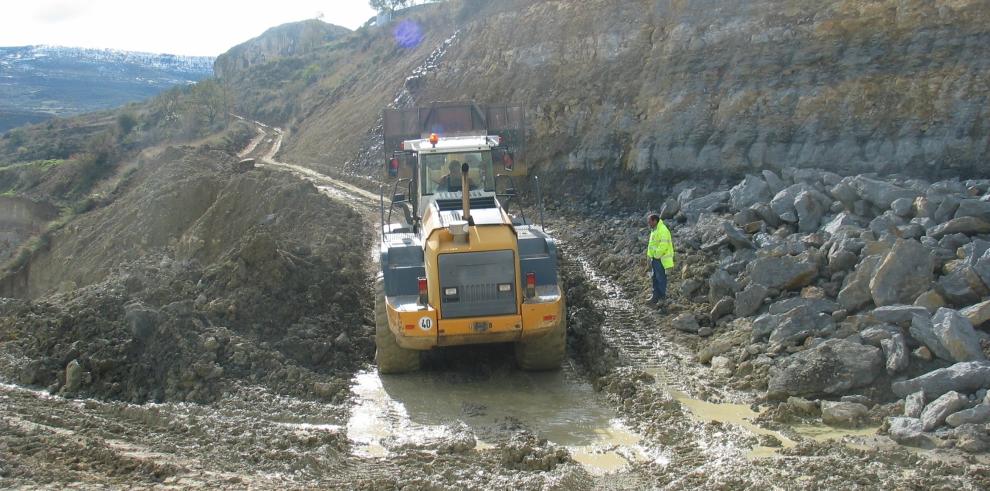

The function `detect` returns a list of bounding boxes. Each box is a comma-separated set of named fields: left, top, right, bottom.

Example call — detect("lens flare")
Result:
left=393, top=20, right=424, bottom=49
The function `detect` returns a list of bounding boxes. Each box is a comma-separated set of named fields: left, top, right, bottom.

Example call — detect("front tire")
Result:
left=374, top=278, right=420, bottom=374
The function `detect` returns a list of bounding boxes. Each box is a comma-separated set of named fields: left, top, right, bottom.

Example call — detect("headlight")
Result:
left=498, top=283, right=512, bottom=292
left=444, top=287, right=458, bottom=296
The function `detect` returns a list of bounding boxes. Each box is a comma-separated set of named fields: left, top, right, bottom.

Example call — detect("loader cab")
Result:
left=403, top=135, right=501, bottom=219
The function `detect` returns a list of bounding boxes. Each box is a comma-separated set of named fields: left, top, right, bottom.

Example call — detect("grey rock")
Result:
left=840, top=394, right=873, bottom=406
left=682, top=192, right=730, bottom=222
left=64, top=360, right=83, bottom=392
left=931, top=308, right=985, bottom=362
left=934, top=195, right=961, bottom=223
left=729, top=175, right=771, bottom=211
left=936, top=269, right=985, bottom=307
left=767, top=339, right=883, bottom=399
left=860, top=325, right=899, bottom=347
left=827, top=250, right=858, bottom=274
left=892, top=361, right=990, bottom=399
left=829, top=179, right=859, bottom=209
left=767, top=305, right=834, bottom=346
left=768, top=297, right=839, bottom=315
left=920, top=390, right=967, bottom=430
left=960, top=300, right=990, bottom=327
left=748, top=253, right=819, bottom=291
left=711, top=298, right=734, bottom=320
left=913, top=196, right=936, bottom=219
left=914, top=290, right=947, bottom=311
left=929, top=217, right=990, bottom=239
left=822, top=212, right=862, bottom=235
left=734, top=284, right=768, bottom=318
left=794, top=190, right=831, bottom=233
left=762, top=170, right=785, bottom=195
left=659, top=198, right=680, bottom=219
left=124, top=303, right=160, bottom=340
left=848, top=176, right=918, bottom=210
left=891, top=197, right=915, bottom=218
left=955, top=199, right=990, bottom=222
left=770, top=184, right=810, bottom=224
left=888, top=417, right=936, bottom=448
left=672, top=313, right=700, bottom=333
left=953, top=423, right=990, bottom=453
left=871, top=305, right=931, bottom=327
left=909, top=313, right=952, bottom=361
left=750, top=203, right=781, bottom=228
left=787, top=396, right=820, bottom=415
left=837, top=255, right=883, bottom=312
left=945, top=404, right=990, bottom=427
left=821, top=401, right=870, bottom=427
left=913, top=346, right=934, bottom=362
left=881, top=333, right=910, bottom=375
left=708, top=268, right=740, bottom=303
left=722, top=222, right=755, bottom=250
left=973, top=249, right=990, bottom=293
left=904, top=391, right=926, bottom=418
left=869, top=239, right=934, bottom=307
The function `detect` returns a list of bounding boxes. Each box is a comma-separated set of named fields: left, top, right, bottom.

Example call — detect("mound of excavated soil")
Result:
left=0, top=148, right=373, bottom=403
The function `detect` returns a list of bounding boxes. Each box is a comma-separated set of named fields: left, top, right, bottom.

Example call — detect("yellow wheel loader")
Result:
left=376, top=103, right=565, bottom=373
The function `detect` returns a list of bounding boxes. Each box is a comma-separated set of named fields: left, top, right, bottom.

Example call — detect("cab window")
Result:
left=421, top=151, right=494, bottom=195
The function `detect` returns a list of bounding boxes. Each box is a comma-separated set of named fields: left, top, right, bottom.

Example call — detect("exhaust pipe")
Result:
left=461, top=162, right=473, bottom=225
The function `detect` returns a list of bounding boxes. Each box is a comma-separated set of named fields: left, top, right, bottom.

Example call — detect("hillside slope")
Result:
left=226, top=0, right=989, bottom=204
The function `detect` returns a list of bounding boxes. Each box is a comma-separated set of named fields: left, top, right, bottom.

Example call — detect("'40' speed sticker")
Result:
left=418, top=317, right=433, bottom=331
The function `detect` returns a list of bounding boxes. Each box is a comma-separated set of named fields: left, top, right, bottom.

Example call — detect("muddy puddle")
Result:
left=347, top=363, right=660, bottom=475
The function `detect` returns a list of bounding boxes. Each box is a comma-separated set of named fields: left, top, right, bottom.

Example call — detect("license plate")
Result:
left=472, top=321, right=491, bottom=332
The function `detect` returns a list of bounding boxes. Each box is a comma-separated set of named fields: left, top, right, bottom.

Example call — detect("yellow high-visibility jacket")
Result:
left=647, top=220, right=675, bottom=269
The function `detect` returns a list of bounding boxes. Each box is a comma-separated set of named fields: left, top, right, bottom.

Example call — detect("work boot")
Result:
left=648, top=295, right=659, bottom=304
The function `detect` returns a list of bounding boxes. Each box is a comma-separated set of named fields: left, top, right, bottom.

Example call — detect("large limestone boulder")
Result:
left=920, top=391, right=968, bottom=431
left=729, top=175, right=771, bottom=211
left=734, top=284, right=768, bottom=317
left=748, top=253, right=819, bottom=291
left=869, top=239, right=934, bottom=307
left=887, top=417, right=935, bottom=448
left=767, top=339, right=883, bottom=399
left=837, top=255, right=884, bottom=312
left=892, top=361, right=990, bottom=399
left=960, top=300, right=990, bottom=327
left=946, top=404, right=990, bottom=427
left=794, top=189, right=831, bottom=233
left=929, top=217, right=990, bottom=239
left=821, top=401, right=870, bottom=427
left=847, top=176, right=918, bottom=210
left=931, top=308, right=985, bottom=362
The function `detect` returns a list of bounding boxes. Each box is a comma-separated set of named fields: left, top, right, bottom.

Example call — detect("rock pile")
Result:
left=558, top=169, right=990, bottom=452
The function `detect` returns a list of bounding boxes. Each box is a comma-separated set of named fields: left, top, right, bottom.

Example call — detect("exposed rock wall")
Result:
left=214, top=19, right=351, bottom=79
left=272, top=0, right=990, bottom=204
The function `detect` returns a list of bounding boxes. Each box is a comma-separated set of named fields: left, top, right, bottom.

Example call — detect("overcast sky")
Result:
left=0, top=1, right=378, bottom=56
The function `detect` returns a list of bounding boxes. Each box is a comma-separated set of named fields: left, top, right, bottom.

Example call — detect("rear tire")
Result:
left=515, top=299, right=566, bottom=371
left=375, top=278, right=420, bottom=374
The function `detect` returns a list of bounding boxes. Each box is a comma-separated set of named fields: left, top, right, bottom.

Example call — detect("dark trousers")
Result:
left=651, top=259, right=667, bottom=299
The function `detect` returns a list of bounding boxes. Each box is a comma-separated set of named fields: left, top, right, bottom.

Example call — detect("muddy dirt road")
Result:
left=2, top=123, right=988, bottom=489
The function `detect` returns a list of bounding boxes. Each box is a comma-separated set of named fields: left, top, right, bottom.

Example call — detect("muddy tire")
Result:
left=515, top=302, right=566, bottom=371
left=375, top=278, right=420, bottom=374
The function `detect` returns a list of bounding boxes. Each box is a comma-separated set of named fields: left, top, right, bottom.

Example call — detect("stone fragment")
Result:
left=708, top=268, right=740, bottom=302
left=931, top=308, right=985, bottom=362
left=767, top=339, right=883, bottom=399
left=847, top=176, right=918, bottom=210
left=869, top=239, right=934, bottom=307
left=887, top=417, right=935, bottom=448
left=837, top=255, right=883, bottom=312
left=871, top=305, right=930, bottom=326
left=672, top=313, right=700, bottom=333
left=954, top=199, right=990, bottom=222
left=960, top=300, right=990, bottom=327
left=682, top=192, right=730, bottom=222
left=891, top=361, right=990, bottom=399
left=920, top=391, right=968, bottom=430
left=787, top=396, right=820, bottom=416
left=881, top=333, right=909, bottom=375
left=748, top=253, right=819, bottom=291
left=945, top=404, right=990, bottom=427
left=729, top=175, right=771, bottom=211
left=64, top=360, right=83, bottom=392
left=953, top=423, right=990, bottom=453
left=710, top=298, right=734, bottom=321
left=734, top=284, right=768, bottom=318
left=767, top=306, right=834, bottom=346
left=794, top=190, right=830, bottom=233
left=762, top=170, right=785, bottom=195
left=891, top=197, right=915, bottom=218
left=914, top=290, right=946, bottom=311
left=722, top=222, right=755, bottom=250
left=768, top=297, right=839, bottom=315
left=821, top=401, right=869, bottom=427
left=929, top=217, right=990, bottom=239
left=909, top=313, right=952, bottom=361
left=904, top=391, right=925, bottom=418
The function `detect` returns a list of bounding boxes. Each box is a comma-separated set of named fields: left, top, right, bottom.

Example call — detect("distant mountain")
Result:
left=0, top=45, right=215, bottom=132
